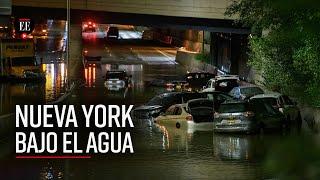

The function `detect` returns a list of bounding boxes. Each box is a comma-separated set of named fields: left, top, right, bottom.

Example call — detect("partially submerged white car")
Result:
left=155, top=99, right=214, bottom=133
left=202, top=75, right=240, bottom=93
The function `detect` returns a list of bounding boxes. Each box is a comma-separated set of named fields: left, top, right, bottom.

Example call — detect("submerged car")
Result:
left=213, top=100, right=285, bottom=133
left=185, top=72, right=215, bottom=89
left=165, top=80, right=189, bottom=92
left=250, top=93, right=302, bottom=128
left=155, top=99, right=214, bottom=132
left=202, top=91, right=234, bottom=110
left=104, top=71, right=131, bottom=91
left=229, top=86, right=264, bottom=100
left=202, top=75, right=239, bottom=93
left=133, top=92, right=204, bottom=119
left=107, top=27, right=119, bottom=39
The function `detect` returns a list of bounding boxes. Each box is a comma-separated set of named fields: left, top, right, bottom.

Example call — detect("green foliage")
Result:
left=265, top=135, right=320, bottom=180
left=226, top=0, right=320, bottom=106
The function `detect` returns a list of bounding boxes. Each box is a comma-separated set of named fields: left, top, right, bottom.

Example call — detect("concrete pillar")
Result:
left=68, top=25, right=83, bottom=83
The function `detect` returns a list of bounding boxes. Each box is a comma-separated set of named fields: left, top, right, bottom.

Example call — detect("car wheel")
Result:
left=176, top=122, right=181, bottom=129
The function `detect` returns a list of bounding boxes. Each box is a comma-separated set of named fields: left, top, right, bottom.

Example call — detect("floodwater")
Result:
left=0, top=23, right=317, bottom=180
left=0, top=20, right=68, bottom=116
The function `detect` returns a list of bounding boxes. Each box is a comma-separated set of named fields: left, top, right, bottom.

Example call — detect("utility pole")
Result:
left=67, top=0, right=70, bottom=89
left=0, top=41, right=3, bottom=76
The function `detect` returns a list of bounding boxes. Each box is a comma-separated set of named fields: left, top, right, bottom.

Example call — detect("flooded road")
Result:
left=0, top=20, right=68, bottom=115
left=0, top=24, right=318, bottom=180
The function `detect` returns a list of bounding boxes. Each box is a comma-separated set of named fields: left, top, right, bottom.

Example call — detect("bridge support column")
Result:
left=68, top=25, right=83, bottom=83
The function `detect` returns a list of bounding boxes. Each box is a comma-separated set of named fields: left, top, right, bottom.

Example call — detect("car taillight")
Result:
left=88, top=21, right=92, bottom=25
left=244, top=111, right=255, bottom=117
left=186, top=115, right=193, bottom=121
left=84, top=24, right=88, bottom=28
left=93, top=24, right=96, bottom=27
left=214, top=112, right=220, bottom=119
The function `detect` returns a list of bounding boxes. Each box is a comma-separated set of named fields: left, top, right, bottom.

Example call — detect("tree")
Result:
left=226, top=0, right=320, bottom=106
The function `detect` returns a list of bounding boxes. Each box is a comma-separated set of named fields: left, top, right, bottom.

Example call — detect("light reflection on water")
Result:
left=0, top=63, right=67, bottom=115
left=42, top=63, right=67, bottom=102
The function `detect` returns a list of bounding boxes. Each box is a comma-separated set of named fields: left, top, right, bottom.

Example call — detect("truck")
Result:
left=0, top=39, right=45, bottom=82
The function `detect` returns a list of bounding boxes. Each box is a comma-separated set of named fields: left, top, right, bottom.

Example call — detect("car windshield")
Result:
left=241, top=87, right=264, bottom=96
left=11, top=57, right=35, bottom=66
left=146, top=96, right=162, bottom=106
left=106, top=72, right=126, bottom=79
left=218, top=103, right=247, bottom=113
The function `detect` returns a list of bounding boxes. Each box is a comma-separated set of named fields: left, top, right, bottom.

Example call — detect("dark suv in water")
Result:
left=133, top=92, right=205, bottom=119
left=213, top=100, right=286, bottom=133
left=185, top=72, right=215, bottom=90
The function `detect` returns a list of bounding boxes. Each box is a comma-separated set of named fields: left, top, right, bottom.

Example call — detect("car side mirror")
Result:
left=203, top=86, right=206, bottom=90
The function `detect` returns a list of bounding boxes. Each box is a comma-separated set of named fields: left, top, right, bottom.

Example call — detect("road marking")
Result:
left=154, top=48, right=177, bottom=65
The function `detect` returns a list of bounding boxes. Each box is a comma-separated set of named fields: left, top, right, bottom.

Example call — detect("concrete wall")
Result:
left=13, top=0, right=232, bottom=20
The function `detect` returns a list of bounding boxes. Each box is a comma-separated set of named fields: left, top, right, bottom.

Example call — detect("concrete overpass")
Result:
left=13, top=0, right=232, bottom=20
left=11, top=0, right=250, bottom=77
left=11, top=0, right=248, bottom=33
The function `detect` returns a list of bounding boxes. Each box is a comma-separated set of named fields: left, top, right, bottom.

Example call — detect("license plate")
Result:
left=227, top=120, right=236, bottom=124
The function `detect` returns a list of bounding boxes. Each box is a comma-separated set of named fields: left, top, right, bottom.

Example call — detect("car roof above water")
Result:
left=250, top=93, right=282, bottom=99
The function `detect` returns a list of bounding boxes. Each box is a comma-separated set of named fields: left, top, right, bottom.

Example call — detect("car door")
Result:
left=262, top=102, right=284, bottom=129
left=159, top=105, right=184, bottom=126
left=252, top=99, right=283, bottom=129
left=282, top=95, right=298, bottom=121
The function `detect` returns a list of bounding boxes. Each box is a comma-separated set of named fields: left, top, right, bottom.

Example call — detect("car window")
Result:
left=250, top=99, right=278, bottom=115
left=106, top=72, right=126, bottom=79
left=216, top=94, right=227, bottom=102
left=229, top=88, right=236, bottom=96
left=174, top=107, right=182, bottom=115
left=278, top=96, right=285, bottom=106
left=166, top=106, right=176, bottom=115
left=218, top=103, right=247, bottom=113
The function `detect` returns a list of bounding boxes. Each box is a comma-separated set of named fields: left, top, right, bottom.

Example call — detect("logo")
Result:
left=14, top=18, right=34, bottom=34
